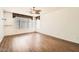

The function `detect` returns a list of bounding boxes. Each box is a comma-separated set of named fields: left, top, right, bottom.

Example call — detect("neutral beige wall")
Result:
left=37, top=8, right=79, bottom=44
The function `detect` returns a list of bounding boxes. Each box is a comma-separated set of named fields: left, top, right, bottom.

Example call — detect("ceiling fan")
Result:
left=30, top=7, right=41, bottom=14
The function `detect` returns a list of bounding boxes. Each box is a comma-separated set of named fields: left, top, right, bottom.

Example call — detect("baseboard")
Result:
left=37, top=32, right=79, bottom=45
left=5, top=31, right=37, bottom=37
left=4, top=31, right=79, bottom=45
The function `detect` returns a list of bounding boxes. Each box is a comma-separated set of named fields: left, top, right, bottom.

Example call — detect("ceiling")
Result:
left=0, top=7, right=62, bottom=16
left=37, top=7, right=62, bottom=13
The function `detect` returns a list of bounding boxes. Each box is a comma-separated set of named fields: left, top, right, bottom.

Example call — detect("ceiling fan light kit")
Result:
left=31, top=7, right=41, bottom=14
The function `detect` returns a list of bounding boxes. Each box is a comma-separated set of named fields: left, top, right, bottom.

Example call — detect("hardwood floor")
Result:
left=0, top=32, right=79, bottom=52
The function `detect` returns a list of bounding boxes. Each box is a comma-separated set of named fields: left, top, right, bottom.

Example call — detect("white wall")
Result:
left=4, top=12, right=16, bottom=35
left=4, top=12, right=34, bottom=36
left=37, top=8, right=79, bottom=44
left=0, top=9, right=4, bottom=42
left=0, top=18, right=4, bottom=42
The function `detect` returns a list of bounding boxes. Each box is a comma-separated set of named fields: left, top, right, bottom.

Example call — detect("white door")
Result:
left=0, top=18, right=4, bottom=43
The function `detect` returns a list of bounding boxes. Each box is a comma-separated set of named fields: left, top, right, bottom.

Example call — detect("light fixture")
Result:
left=31, top=7, right=41, bottom=14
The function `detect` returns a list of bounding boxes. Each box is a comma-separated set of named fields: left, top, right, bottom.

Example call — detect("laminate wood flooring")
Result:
left=0, top=32, right=79, bottom=52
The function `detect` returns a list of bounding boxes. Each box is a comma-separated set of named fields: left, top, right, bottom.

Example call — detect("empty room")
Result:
left=0, top=7, right=79, bottom=52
